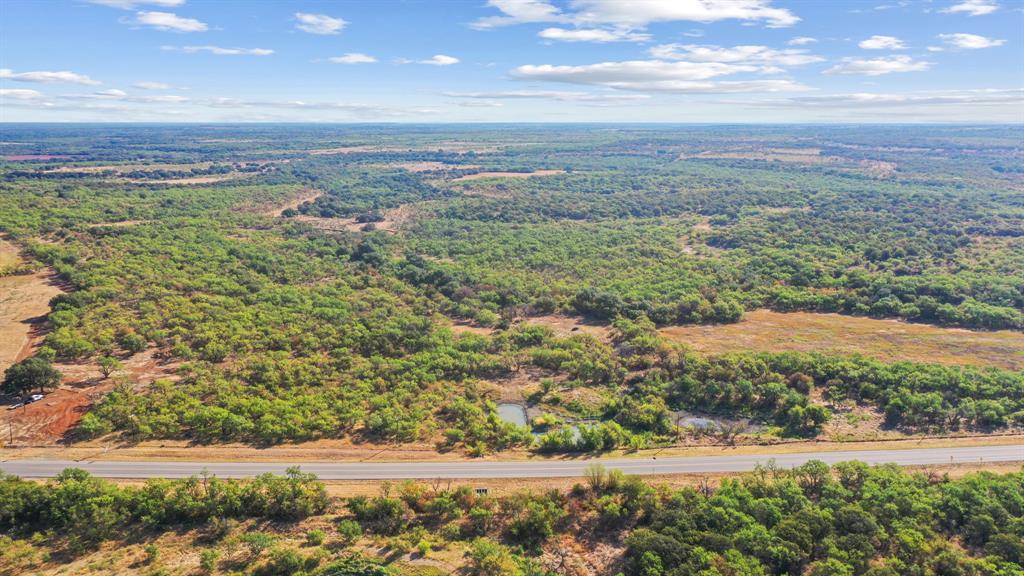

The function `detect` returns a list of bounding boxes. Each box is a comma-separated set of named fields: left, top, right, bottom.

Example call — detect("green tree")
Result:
left=98, top=356, right=123, bottom=379
left=3, top=357, right=61, bottom=397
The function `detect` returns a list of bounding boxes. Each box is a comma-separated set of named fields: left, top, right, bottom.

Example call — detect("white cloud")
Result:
left=571, top=0, right=799, bottom=27
left=328, top=53, right=377, bottom=64
left=88, top=0, right=184, bottom=9
left=424, top=54, right=459, bottom=66
left=455, top=100, right=504, bottom=108
left=858, top=35, right=906, bottom=50
left=824, top=55, right=930, bottom=75
left=206, top=97, right=437, bottom=118
left=144, top=94, right=188, bottom=102
left=162, top=45, right=274, bottom=56
left=471, top=0, right=567, bottom=29
left=938, top=33, right=1005, bottom=49
left=775, top=88, right=1022, bottom=107
left=135, top=11, right=208, bottom=32
left=941, top=0, right=999, bottom=16
left=294, top=12, right=347, bottom=35
left=788, top=36, right=817, bottom=45
left=0, top=88, right=46, bottom=100
left=64, top=89, right=190, bottom=104
left=444, top=90, right=650, bottom=102
left=133, top=81, right=171, bottom=90
left=473, top=0, right=799, bottom=29
left=650, top=44, right=824, bottom=66
left=639, top=79, right=810, bottom=93
left=538, top=27, right=650, bottom=42
left=399, top=54, right=459, bottom=66
left=511, top=60, right=809, bottom=92
left=0, top=68, right=101, bottom=85
left=3, top=92, right=437, bottom=121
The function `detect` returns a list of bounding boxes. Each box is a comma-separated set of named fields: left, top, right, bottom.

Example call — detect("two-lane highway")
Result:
left=2, top=444, right=1021, bottom=480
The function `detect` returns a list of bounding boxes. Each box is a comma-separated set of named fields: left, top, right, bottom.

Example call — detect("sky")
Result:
left=1, top=0, right=1022, bottom=123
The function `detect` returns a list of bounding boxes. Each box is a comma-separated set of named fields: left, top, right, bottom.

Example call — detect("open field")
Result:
left=0, top=239, right=64, bottom=375
left=42, top=161, right=221, bottom=173
left=661, top=309, right=1024, bottom=370
left=291, top=203, right=418, bottom=233
left=450, top=169, right=566, bottom=182
left=261, top=188, right=324, bottom=217
left=394, top=161, right=481, bottom=173
left=519, top=314, right=612, bottom=341
left=128, top=173, right=246, bottom=185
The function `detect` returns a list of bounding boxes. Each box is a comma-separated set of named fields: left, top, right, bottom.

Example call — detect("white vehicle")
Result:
left=26, top=393, right=45, bottom=404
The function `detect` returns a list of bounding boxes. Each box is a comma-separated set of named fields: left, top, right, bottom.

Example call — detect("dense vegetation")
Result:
left=2, top=463, right=1021, bottom=575
left=0, top=125, right=1022, bottom=452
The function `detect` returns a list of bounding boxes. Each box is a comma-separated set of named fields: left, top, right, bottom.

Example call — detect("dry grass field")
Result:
left=660, top=309, right=1024, bottom=370
left=0, top=239, right=64, bottom=375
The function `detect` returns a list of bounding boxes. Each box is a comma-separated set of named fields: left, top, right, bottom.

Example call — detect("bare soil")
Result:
left=450, top=169, right=566, bottom=182
left=291, top=203, right=417, bottom=234
left=1, top=348, right=181, bottom=445
left=262, top=188, right=323, bottom=217
left=128, top=173, right=245, bottom=185
left=446, top=321, right=495, bottom=337
left=519, top=315, right=613, bottom=342
left=681, top=147, right=837, bottom=164
left=85, top=220, right=152, bottom=229
left=394, top=161, right=481, bottom=173
left=0, top=239, right=65, bottom=375
left=43, top=161, right=219, bottom=174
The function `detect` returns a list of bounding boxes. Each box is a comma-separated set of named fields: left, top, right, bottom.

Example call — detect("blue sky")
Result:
left=1, top=0, right=1021, bottom=122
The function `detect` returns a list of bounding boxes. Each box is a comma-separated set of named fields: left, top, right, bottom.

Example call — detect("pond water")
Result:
left=679, top=416, right=718, bottom=429
left=496, top=403, right=528, bottom=427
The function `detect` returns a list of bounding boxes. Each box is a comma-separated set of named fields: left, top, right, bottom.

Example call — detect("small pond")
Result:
left=678, top=416, right=718, bottom=429
left=496, top=403, right=529, bottom=427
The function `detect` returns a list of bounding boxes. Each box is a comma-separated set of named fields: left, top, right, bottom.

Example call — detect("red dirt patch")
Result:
left=1, top=389, right=91, bottom=443
left=1, top=348, right=182, bottom=446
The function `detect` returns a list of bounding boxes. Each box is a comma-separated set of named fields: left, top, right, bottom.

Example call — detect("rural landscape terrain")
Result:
left=0, top=124, right=1021, bottom=575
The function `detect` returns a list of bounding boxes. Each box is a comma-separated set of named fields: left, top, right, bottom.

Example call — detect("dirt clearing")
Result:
left=661, top=309, right=1024, bottom=370
left=519, top=315, right=613, bottom=342
left=394, top=161, right=481, bottom=173
left=1, top=348, right=181, bottom=445
left=291, top=203, right=418, bottom=233
left=128, top=173, right=246, bottom=185
left=262, top=188, right=323, bottom=217
left=450, top=169, right=566, bottom=182
left=0, top=239, right=65, bottom=375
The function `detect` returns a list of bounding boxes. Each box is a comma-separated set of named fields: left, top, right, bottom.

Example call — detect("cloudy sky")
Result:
left=1, top=0, right=1021, bottom=122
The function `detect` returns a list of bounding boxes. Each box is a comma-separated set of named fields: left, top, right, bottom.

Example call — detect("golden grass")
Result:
left=661, top=309, right=1024, bottom=371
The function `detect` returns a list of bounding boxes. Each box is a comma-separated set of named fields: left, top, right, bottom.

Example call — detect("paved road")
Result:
left=2, top=445, right=1021, bottom=480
